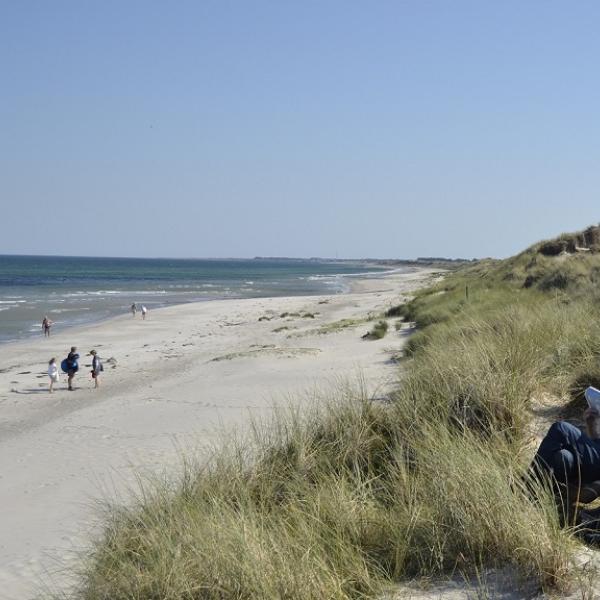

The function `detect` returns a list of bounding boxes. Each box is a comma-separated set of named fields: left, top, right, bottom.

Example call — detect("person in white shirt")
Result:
left=141, top=305, right=147, bottom=320
left=48, top=357, right=59, bottom=393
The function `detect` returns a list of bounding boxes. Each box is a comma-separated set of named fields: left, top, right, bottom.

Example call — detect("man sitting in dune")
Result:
left=530, top=398, right=600, bottom=545
left=530, top=388, right=600, bottom=531
left=531, top=407, right=600, bottom=491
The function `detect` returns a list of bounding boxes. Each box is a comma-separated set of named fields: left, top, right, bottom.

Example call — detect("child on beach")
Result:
left=89, top=350, right=103, bottom=388
left=131, top=303, right=137, bottom=317
left=141, top=305, right=147, bottom=320
left=48, top=358, right=59, bottom=393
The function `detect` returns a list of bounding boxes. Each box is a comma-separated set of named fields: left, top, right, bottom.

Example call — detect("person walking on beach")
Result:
left=89, top=350, right=103, bottom=388
left=42, top=316, right=52, bottom=337
left=64, top=346, right=80, bottom=391
left=131, top=303, right=137, bottom=317
left=48, top=357, right=59, bottom=393
left=141, top=305, right=147, bottom=320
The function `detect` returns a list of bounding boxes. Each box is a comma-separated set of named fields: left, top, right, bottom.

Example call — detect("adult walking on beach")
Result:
left=64, top=346, right=80, bottom=391
left=42, top=316, right=52, bottom=337
left=89, top=350, right=103, bottom=388
left=131, top=303, right=137, bottom=317
left=141, top=305, right=147, bottom=320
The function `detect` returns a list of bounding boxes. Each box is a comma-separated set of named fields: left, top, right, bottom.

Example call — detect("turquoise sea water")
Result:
left=0, top=255, right=401, bottom=343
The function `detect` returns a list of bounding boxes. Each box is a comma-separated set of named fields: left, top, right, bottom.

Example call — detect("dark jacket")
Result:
left=92, top=355, right=102, bottom=374
left=66, top=352, right=80, bottom=373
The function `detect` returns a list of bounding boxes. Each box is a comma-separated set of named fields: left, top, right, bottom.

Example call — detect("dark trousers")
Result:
left=533, top=421, right=600, bottom=486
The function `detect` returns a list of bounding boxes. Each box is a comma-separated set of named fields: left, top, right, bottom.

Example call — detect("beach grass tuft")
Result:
left=365, top=320, right=389, bottom=340
left=63, top=390, right=573, bottom=599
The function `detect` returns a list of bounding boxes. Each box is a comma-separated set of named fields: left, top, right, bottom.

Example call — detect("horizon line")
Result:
left=0, top=252, right=476, bottom=262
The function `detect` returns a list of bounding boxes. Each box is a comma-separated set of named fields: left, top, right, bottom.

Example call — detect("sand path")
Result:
left=0, top=269, right=435, bottom=599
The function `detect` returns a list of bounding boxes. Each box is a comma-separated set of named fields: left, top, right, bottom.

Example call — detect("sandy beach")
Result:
left=0, top=268, right=435, bottom=599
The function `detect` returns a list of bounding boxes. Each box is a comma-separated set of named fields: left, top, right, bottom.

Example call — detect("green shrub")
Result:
left=385, top=304, right=407, bottom=318
left=402, top=329, right=429, bottom=357
left=365, top=320, right=389, bottom=340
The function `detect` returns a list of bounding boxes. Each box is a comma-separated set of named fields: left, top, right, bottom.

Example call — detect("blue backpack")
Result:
left=61, top=354, right=79, bottom=373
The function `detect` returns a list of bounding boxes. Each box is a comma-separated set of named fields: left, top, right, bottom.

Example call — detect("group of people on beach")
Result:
left=42, top=303, right=148, bottom=341
left=47, top=347, right=103, bottom=392
left=131, top=303, right=148, bottom=319
left=42, top=302, right=148, bottom=393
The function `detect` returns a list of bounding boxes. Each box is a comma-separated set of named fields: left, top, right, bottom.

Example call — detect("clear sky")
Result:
left=2, top=1, right=599, bottom=259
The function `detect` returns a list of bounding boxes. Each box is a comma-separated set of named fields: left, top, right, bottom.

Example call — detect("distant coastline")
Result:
left=0, top=255, right=407, bottom=344
left=253, top=256, right=474, bottom=266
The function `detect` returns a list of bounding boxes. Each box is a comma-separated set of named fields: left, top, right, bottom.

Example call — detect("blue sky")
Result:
left=2, top=1, right=599, bottom=259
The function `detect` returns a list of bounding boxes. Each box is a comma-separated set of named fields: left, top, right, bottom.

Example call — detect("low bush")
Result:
left=385, top=304, right=407, bottom=318
left=366, top=320, right=389, bottom=340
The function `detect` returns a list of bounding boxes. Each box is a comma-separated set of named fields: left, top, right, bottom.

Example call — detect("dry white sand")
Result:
left=0, top=268, right=436, bottom=599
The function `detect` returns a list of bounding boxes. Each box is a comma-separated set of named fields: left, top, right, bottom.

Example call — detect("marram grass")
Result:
left=65, top=395, right=572, bottom=599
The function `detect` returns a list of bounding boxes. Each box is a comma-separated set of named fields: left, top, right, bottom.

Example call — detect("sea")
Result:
left=0, top=255, right=404, bottom=344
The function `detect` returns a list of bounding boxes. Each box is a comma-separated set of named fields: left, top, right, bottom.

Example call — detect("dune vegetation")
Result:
left=62, top=226, right=600, bottom=599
